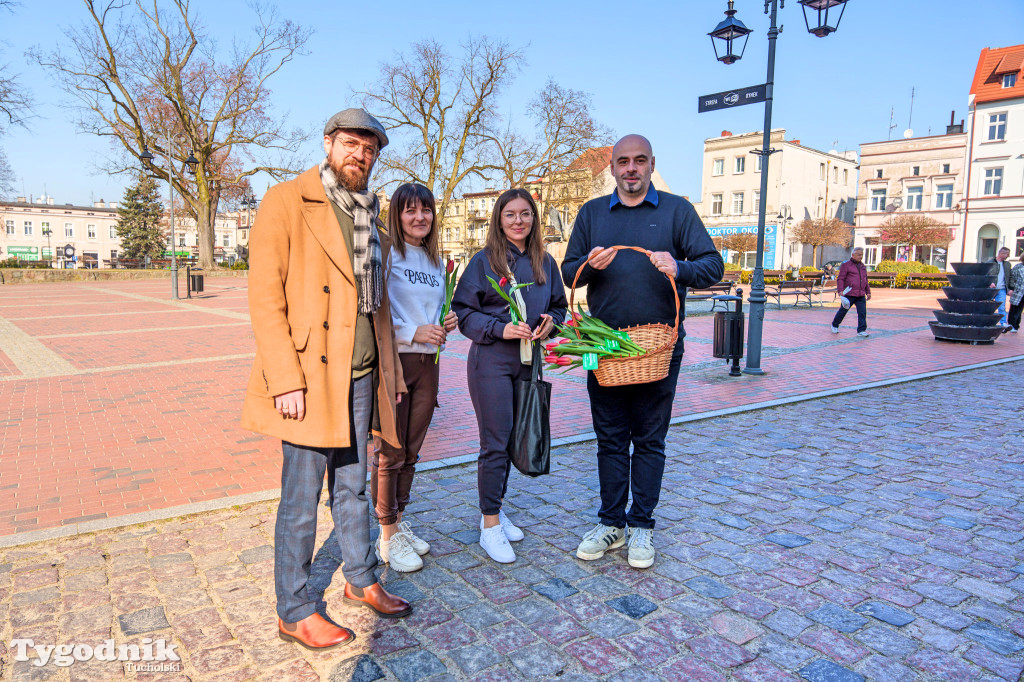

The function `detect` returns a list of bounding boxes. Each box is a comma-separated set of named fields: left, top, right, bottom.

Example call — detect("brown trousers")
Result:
left=370, top=353, right=440, bottom=525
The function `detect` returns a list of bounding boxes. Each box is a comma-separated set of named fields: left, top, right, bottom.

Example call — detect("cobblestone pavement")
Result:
left=2, top=362, right=1022, bottom=681
left=1, top=280, right=1022, bottom=537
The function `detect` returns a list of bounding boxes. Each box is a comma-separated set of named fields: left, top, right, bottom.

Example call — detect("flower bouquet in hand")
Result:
left=544, top=304, right=647, bottom=372
left=435, top=259, right=460, bottom=363
left=486, top=275, right=532, bottom=324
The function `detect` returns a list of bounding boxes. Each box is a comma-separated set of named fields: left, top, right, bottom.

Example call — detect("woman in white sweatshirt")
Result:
left=371, top=183, right=457, bottom=572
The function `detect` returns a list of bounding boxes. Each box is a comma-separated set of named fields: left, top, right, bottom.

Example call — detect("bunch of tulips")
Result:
left=544, top=304, right=646, bottom=372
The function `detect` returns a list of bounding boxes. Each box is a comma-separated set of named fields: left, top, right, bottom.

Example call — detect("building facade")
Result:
left=952, top=44, right=1024, bottom=264
left=692, top=130, right=858, bottom=269
left=852, top=129, right=967, bottom=270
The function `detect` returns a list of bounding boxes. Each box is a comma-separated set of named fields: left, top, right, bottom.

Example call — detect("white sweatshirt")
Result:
left=388, top=244, right=445, bottom=354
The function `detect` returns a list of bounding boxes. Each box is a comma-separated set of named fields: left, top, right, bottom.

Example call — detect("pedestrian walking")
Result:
left=451, top=188, right=568, bottom=564
left=241, top=108, right=412, bottom=650
left=1007, top=254, right=1023, bottom=333
left=831, top=247, right=871, bottom=336
left=370, top=183, right=457, bottom=572
left=990, top=246, right=1013, bottom=329
left=561, top=134, right=723, bottom=569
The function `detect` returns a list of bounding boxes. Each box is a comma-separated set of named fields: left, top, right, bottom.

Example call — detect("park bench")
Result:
left=866, top=272, right=895, bottom=288
left=812, top=277, right=838, bottom=306
left=765, top=279, right=815, bottom=309
left=904, top=272, right=949, bottom=288
left=688, top=280, right=735, bottom=312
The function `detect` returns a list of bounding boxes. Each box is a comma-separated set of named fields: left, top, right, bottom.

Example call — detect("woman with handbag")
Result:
left=452, top=188, right=567, bottom=563
left=370, top=183, right=457, bottom=572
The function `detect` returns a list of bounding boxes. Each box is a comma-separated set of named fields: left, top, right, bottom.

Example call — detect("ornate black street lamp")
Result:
left=710, top=0, right=848, bottom=375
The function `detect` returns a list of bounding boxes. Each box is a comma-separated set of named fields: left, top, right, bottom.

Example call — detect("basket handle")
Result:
left=568, top=245, right=681, bottom=332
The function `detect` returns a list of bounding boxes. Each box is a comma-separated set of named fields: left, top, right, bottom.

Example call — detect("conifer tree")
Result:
left=116, top=172, right=165, bottom=260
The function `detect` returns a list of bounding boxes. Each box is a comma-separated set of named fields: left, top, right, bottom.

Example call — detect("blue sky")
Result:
left=3, top=0, right=1023, bottom=206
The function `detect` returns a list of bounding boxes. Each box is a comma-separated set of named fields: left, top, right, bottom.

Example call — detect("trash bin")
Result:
left=712, top=290, right=745, bottom=376
left=187, top=267, right=204, bottom=297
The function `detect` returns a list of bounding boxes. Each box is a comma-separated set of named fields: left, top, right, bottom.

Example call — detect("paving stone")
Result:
left=684, top=576, right=734, bottom=599
left=807, top=604, right=868, bottom=633
left=754, top=633, right=817, bottom=669
left=910, top=582, right=970, bottom=606
left=965, top=644, right=1024, bottom=681
left=797, top=659, right=864, bottom=682
left=715, top=514, right=752, bottom=530
left=661, top=656, right=727, bottom=682
left=905, top=648, right=978, bottom=679
left=765, top=608, right=813, bottom=637
left=533, top=577, right=578, bottom=601
left=459, top=603, right=506, bottom=629
left=710, top=611, right=764, bottom=645
left=811, top=517, right=852, bottom=533
left=605, top=594, right=657, bottom=620
left=386, top=650, right=447, bottom=682
left=854, top=625, right=919, bottom=657
left=765, top=532, right=812, bottom=549
left=956, top=577, right=1018, bottom=604
left=607, top=666, right=661, bottom=682
left=856, top=655, right=916, bottom=682
left=529, top=614, right=589, bottom=646
left=687, top=634, right=755, bottom=667
left=434, top=583, right=479, bottom=610
left=448, top=643, right=504, bottom=676
left=328, top=655, right=385, bottom=682
left=506, top=597, right=559, bottom=625
left=118, top=606, right=170, bottom=635
left=938, top=516, right=975, bottom=530
left=853, top=601, right=915, bottom=627
left=586, top=613, right=639, bottom=638
left=507, top=642, right=569, bottom=677
left=384, top=579, right=427, bottom=603
left=965, top=621, right=1024, bottom=655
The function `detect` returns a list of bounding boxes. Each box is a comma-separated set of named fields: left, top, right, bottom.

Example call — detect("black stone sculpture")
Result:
left=929, top=262, right=1003, bottom=344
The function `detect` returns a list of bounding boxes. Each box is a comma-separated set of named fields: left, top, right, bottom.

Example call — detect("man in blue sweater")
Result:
left=561, top=134, right=723, bottom=569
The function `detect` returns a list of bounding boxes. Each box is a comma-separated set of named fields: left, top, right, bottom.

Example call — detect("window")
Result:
left=732, top=192, right=744, bottom=215
left=843, top=169, right=849, bottom=184
left=942, top=163, right=950, bottom=174
left=23, top=221, right=33, bottom=236
left=734, top=156, right=745, bottom=174
left=222, top=233, right=230, bottom=247
left=65, top=222, right=74, bottom=237
left=110, top=250, right=118, bottom=261
left=179, top=236, right=185, bottom=247
left=4, top=220, right=13, bottom=236
left=984, top=168, right=1003, bottom=195
left=753, top=190, right=761, bottom=214
left=876, top=169, right=883, bottom=179
left=870, top=189, right=887, bottom=212
left=833, top=167, right=838, bottom=182
left=906, top=186, right=923, bottom=210
left=935, top=184, right=954, bottom=209
left=712, top=158, right=724, bottom=176
left=755, top=155, right=763, bottom=172
left=711, top=193, right=723, bottom=216
left=988, top=112, right=1007, bottom=141
left=87, top=224, right=96, bottom=239
left=109, top=226, right=117, bottom=239
left=819, top=163, right=826, bottom=180
left=912, top=166, right=920, bottom=176
left=1004, top=73, right=1017, bottom=88
left=41, top=222, right=50, bottom=236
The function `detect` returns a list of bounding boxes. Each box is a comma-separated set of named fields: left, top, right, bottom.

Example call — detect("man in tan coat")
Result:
left=242, top=109, right=411, bottom=649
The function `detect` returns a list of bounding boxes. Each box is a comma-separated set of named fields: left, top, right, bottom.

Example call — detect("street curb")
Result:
left=2, top=353, right=1022, bottom=549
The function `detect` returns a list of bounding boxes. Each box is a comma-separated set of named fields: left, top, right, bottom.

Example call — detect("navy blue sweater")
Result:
left=453, top=243, right=568, bottom=346
left=561, top=190, right=724, bottom=335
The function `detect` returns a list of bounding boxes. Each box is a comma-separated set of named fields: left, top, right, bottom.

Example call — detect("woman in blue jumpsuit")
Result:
left=452, top=188, right=567, bottom=563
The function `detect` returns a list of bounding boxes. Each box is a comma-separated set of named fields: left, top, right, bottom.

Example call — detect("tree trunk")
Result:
left=196, top=203, right=215, bottom=270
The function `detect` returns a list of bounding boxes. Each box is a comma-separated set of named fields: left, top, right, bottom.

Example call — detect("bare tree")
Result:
left=878, top=214, right=952, bottom=251
left=0, top=146, right=14, bottom=198
left=485, top=79, right=613, bottom=189
left=32, top=0, right=310, bottom=268
left=358, top=38, right=523, bottom=228
left=0, top=0, right=33, bottom=131
left=791, top=217, right=852, bottom=267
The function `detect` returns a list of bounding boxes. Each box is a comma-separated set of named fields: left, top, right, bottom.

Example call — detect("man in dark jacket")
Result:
left=561, top=134, right=723, bottom=569
left=831, top=247, right=871, bottom=336
left=990, top=247, right=1013, bottom=328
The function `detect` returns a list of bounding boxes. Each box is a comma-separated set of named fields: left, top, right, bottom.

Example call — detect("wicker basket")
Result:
left=569, top=245, right=679, bottom=387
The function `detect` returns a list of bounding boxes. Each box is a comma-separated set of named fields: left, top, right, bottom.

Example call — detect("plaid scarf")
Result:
left=319, top=158, right=383, bottom=314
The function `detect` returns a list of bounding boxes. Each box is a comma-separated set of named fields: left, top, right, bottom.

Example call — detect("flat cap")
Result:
left=323, top=108, right=389, bottom=149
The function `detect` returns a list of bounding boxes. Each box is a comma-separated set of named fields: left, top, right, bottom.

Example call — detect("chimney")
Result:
left=721, top=130, right=732, bottom=137
left=47, top=197, right=55, bottom=205
left=16, top=196, right=25, bottom=203
left=108, top=202, right=117, bottom=209
left=94, top=199, right=105, bottom=208
left=946, top=109, right=963, bottom=134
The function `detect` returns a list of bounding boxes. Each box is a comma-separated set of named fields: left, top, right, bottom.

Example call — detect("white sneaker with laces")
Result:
left=480, top=524, right=515, bottom=563
left=378, top=532, right=423, bottom=573
left=857, top=330, right=870, bottom=337
left=576, top=524, right=626, bottom=561
left=627, top=527, right=655, bottom=569
left=397, top=520, right=430, bottom=556
left=479, top=511, right=524, bottom=542
left=830, top=326, right=839, bottom=334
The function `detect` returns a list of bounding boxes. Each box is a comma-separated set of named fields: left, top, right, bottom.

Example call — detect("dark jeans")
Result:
left=587, top=347, right=684, bottom=530
left=468, top=342, right=531, bottom=516
left=832, top=295, right=867, bottom=332
left=371, top=353, right=440, bottom=525
left=274, top=374, right=376, bottom=623
left=1009, top=300, right=1023, bottom=331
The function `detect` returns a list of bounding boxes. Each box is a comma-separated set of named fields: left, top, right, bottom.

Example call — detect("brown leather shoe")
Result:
left=343, top=581, right=412, bottom=618
left=278, top=613, right=355, bottom=649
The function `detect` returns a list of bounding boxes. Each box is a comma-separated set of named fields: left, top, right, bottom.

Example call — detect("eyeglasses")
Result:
left=502, top=211, right=534, bottom=223
left=332, top=135, right=379, bottom=159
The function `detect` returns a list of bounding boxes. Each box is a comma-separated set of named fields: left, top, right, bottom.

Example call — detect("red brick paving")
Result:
left=0, top=280, right=1021, bottom=537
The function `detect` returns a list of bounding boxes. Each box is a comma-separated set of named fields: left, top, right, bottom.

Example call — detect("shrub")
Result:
left=230, top=260, right=249, bottom=270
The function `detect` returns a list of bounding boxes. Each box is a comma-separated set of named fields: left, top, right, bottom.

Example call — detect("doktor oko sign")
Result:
left=706, top=225, right=778, bottom=268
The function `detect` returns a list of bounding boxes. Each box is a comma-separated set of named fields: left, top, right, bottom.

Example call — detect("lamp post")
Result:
left=776, top=205, right=793, bottom=270
left=709, top=0, right=848, bottom=375
left=42, top=227, right=52, bottom=267
left=141, top=135, right=198, bottom=299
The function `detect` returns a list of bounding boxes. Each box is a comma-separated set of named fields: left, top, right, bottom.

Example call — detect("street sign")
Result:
left=698, top=83, right=768, bottom=113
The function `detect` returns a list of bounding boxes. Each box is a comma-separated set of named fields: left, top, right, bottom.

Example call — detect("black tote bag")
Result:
left=509, top=342, right=552, bottom=477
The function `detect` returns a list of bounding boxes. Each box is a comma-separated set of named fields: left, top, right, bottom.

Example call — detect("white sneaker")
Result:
left=480, top=524, right=515, bottom=563
left=830, top=326, right=839, bottom=334
left=398, top=520, right=430, bottom=556
left=627, top=528, right=655, bottom=569
left=378, top=532, right=423, bottom=573
left=857, top=331, right=870, bottom=337
left=1012, top=328, right=1018, bottom=333
left=576, top=524, right=626, bottom=561
left=479, top=511, right=524, bottom=542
